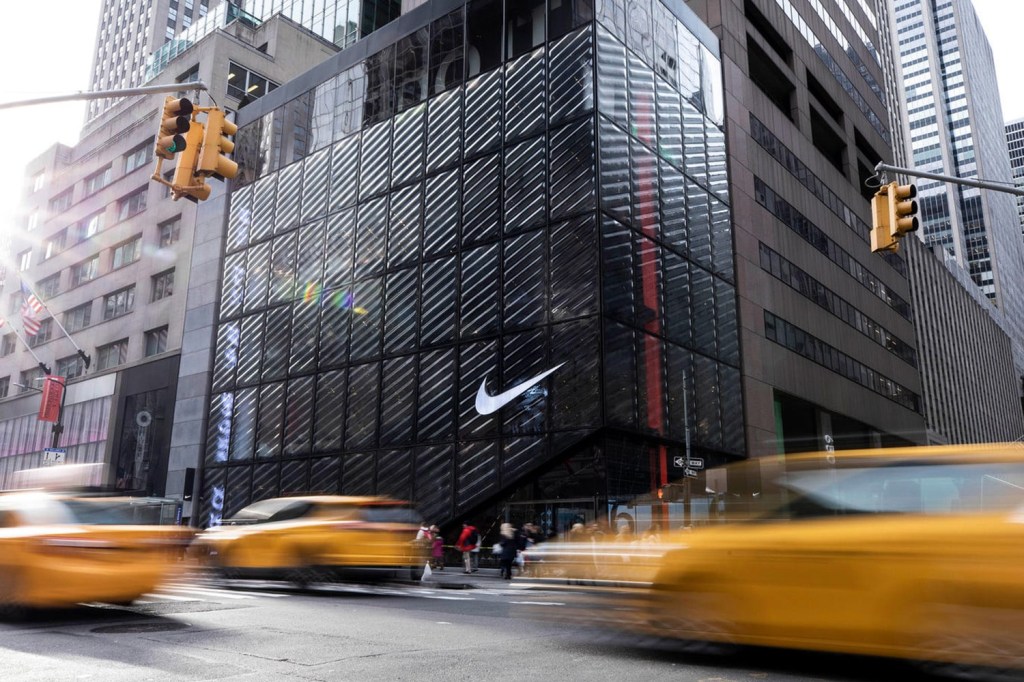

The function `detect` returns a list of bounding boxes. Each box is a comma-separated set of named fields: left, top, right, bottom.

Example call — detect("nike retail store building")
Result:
left=202, top=0, right=743, bottom=534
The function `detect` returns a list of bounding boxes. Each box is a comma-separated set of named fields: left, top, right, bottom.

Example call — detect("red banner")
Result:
left=38, top=375, right=65, bottom=423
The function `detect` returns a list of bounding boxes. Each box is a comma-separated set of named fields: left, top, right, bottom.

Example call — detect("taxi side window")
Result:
left=0, top=510, right=12, bottom=528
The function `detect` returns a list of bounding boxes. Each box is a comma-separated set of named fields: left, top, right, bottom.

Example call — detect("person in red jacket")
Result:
left=454, top=522, right=479, bottom=574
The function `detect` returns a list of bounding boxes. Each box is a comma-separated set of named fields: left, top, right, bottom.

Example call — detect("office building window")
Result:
left=158, top=217, right=181, bottom=247
left=85, top=166, right=113, bottom=195
left=0, top=376, right=8, bottom=398
left=227, top=61, right=278, bottom=101
left=118, top=188, right=148, bottom=221
left=43, top=229, right=66, bottom=260
left=112, top=236, right=142, bottom=269
left=49, top=189, right=73, bottom=214
left=32, top=172, right=45, bottom=192
left=76, top=211, right=105, bottom=243
left=124, top=142, right=152, bottom=173
left=63, top=302, right=92, bottom=332
left=37, top=274, right=60, bottom=299
left=97, top=339, right=129, bottom=370
left=19, top=367, right=46, bottom=393
left=145, top=326, right=168, bottom=356
left=56, top=354, right=87, bottom=379
left=1, top=334, right=15, bottom=356
left=26, top=210, right=39, bottom=231
left=28, top=319, right=53, bottom=347
left=70, top=256, right=100, bottom=287
left=103, top=286, right=136, bottom=320
left=151, top=269, right=175, bottom=301
left=6, top=294, right=18, bottom=316
left=18, top=250, right=31, bottom=271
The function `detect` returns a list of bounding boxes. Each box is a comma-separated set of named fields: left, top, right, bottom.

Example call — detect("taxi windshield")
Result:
left=771, top=460, right=1024, bottom=520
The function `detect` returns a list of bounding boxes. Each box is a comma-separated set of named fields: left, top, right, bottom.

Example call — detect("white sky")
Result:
left=0, top=1, right=1021, bottom=240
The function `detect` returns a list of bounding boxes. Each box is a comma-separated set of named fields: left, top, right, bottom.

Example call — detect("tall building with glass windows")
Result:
left=193, top=0, right=746, bottom=531
left=1006, top=117, right=1024, bottom=237
left=890, top=0, right=1024, bottom=373
left=678, top=0, right=926, bottom=469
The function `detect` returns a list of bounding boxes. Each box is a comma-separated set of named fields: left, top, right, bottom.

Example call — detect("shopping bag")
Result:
left=421, top=562, right=432, bottom=582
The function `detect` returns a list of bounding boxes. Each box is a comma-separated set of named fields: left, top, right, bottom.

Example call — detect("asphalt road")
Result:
left=0, top=576, right=968, bottom=681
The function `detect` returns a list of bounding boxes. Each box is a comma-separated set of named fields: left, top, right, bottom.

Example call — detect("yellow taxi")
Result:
left=192, top=496, right=428, bottom=584
left=645, top=443, right=1024, bottom=674
left=0, top=492, right=193, bottom=616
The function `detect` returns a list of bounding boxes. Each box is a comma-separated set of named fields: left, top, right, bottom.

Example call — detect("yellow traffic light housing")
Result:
left=888, top=182, right=919, bottom=238
left=155, top=97, right=193, bottom=160
left=170, top=122, right=211, bottom=203
left=871, top=186, right=897, bottom=253
left=870, top=182, right=918, bottom=253
left=197, top=108, right=238, bottom=181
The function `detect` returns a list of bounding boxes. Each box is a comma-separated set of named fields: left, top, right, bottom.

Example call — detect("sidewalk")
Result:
left=418, top=565, right=518, bottom=589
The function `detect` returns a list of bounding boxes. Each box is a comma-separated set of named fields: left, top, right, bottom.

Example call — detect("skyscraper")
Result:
left=890, top=0, right=1024, bottom=372
left=1005, top=117, right=1024, bottom=237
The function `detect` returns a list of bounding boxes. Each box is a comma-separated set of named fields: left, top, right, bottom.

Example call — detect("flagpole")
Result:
left=20, top=279, right=91, bottom=369
left=3, top=320, right=51, bottom=375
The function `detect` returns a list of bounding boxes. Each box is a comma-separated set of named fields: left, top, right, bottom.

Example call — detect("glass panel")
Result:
left=625, top=0, right=653, bottom=67
left=459, top=243, right=500, bottom=338
left=710, top=196, right=733, bottom=280
left=300, top=146, right=331, bottom=224
left=349, top=277, right=383, bottom=360
left=269, top=232, right=297, bottom=303
left=652, top=1, right=677, bottom=86
left=663, top=250, right=691, bottom=347
left=683, top=100, right=707, bottom=186
left=250, top=173, right=277, bottom=243
left=692, top=266, right=715, bottom=355
left=467, top=0, right=503, bottom=78
left=295, top=221, right=325, bottom=297
left=380, top=356, right=417, bottom=446
left=504, top=47, right=546, bottom=143
left=423, top=169, right=460, bottom=257
left=388, top=183, right=423, bottom=268
left=417, top=349, right=456, bottom=441
left=359, top=119, right=392, bottom=200
left=319, top=287, right=351, bottom=368
left=314, top=370, right=346, bottom=451
left=716, top=278, right=739, bottom=366
left=461, top=153, right=501, bottom=245
left=364, top=46, right=396, bottom=126
left=595, top=0, right=625, bottom=39
left=656, top=76, right=682, bottom=167
left=660, top=159, right=686, bottom=254
left=392, top=104, right=426, bottom=187
left=346, top=363, right=380, bottom=450
left=289, top=300, right=319, bottom=374
left=212, top=321, right=241, bottom=392
left=275, top=162, right=302, bottom=234
left=230, top=387, right=258, bottom=461
left=220, top=252, right=246, bottom=319
left=227, top=184, right=254, bottom=252
left=503, top=229, right=547, bottom=330
left=631, top=138, right=659, bottom=236
left=426, top=88, right=463, bottom=172
left=394, top=28, right=428, bottom=113
left=550, top=214, right=598, bottom=320
left=599, top=116, right=631, bottom=224
left=420, top=258, right=458, bottom=346
left=550, top=0, right=594, bottom=40
left=549, top=117, right=596, bottom=221
left=205, top=392, right=233, bottom=465
left=243, top=242, right=271, bottom=314
left=261, top=306, right=291, bottom=381
left=549, top=25, right=594, bottom=126
left=354, top=196, right=388, bottom=278
left=324, top=208, right=355, bottom=288
left=430, top=9, right=465, bottom=97
left=464, top=69, right=503, bottom=157
left=604, top=321, right=637, bottom=427
left=235, top=313, right=264, bottom=387
left=601, top=214, right=634, bottom=326
left=255, top=382, right=285, bottom=460
left=383, top=268, right=419, bottom=355
left=596, top=26, right=628, bottom=128
left=687, top=182, right=711, bottom=269
left=504, top=136, right=546, bottom=233
left=328, top=134, right=360, bottom=213
left=695, top=354, right=722, bottom=449
left=677, top=21, right=701, bottom=105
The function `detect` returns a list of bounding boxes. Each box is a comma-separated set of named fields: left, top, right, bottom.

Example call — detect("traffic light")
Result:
left=887, top=182, right=919, bottom=238
left=171, top=121, right=211, bottom=203
left=197, top=108, right=238, bottom=181
left=871, top=185, right=897, bottom=253
left=155, top=97, right=193, bottom=160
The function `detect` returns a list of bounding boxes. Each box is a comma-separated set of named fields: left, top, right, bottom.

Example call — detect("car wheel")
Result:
left=0, top=568, right=26, bottom=622
left=911, top=601, right=1024, bottom=681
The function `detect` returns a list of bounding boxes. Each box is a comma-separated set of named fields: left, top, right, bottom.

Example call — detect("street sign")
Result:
left=672, top=456, right=685, bottom=468
left=42, top=448, right=66, bottom=466
left=684, top=467, right=699, bottom=478
left=686, top=458, right=704, bottom=469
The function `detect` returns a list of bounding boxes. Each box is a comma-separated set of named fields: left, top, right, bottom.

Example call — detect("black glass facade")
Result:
left=202, top=0, right=742, bottom=533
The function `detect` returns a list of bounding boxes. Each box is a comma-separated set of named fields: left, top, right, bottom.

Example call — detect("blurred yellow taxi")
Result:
left=0, top=492, right=193, bottom=616
left=192, top=496, right=428, bottom=584
left=646, top=443, right=1024, bottom=673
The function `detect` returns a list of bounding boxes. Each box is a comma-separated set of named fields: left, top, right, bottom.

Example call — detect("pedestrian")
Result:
left=430, top=525, right=444, bottom=570
left=454, top=521, right=479, bottom=574
left=498, top=523, right=518, bottom=580
left=416, top=522, right=432, bottom=542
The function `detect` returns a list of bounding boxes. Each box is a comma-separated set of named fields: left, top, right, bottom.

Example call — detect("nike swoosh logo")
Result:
left=475, top=363, right=565, bottom=415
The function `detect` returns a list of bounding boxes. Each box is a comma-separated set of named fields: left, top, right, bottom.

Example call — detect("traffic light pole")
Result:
left=874, top=162, right=1024, bottom=197
left=0, top=82, right=208, bottom=110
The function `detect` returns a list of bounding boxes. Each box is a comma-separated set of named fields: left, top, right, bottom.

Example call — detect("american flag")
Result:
left=20, top=281, right=43, bottom=337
